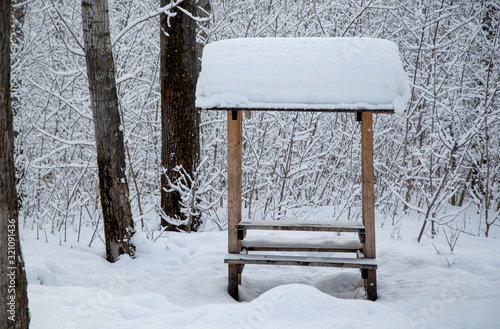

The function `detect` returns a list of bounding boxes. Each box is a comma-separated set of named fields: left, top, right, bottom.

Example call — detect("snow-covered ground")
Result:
left=23, top=213, right=499, bottom=329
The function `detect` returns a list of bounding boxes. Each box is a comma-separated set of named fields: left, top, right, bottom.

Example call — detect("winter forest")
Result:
left=11, top=0, right=498, bottom=242
left=2, top=0, right=500, bottom=328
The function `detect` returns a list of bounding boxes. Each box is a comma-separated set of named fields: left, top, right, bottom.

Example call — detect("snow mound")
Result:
left=196, top=37, right=410, bottom=114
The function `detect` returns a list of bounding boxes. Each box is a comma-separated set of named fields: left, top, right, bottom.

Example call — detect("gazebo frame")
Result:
left=195, top=36, right=407, bottom=302
left=210, top=106, right=393, bottom=301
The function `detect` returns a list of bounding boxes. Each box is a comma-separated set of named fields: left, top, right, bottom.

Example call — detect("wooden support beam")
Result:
left=200, top=107, right=395, bottom=114
left=361, top=112, right=377, bottom=301
left=228, top=264, right=239, bottom=300
left=365, top=269, right=377, bottom=301
left=227, top=110, right=242, bottom=254
left=227, top=110, right=242, bottom=301
left=361, top=112, right=375, bottom=259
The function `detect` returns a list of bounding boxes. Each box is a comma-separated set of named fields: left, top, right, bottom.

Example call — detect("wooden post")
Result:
left=227, top=110, right=242, bottom=300
left=228, top=264, right=239, bottom=300
left=365, top=269, right=377, bottom=301
left=227, top=110, right=242, bottom=253
left=361, top=111, right=377, bottom=301
left=361, top=112, right=375, bottom=258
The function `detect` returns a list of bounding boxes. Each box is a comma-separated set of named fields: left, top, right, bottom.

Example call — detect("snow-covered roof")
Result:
left=196, top=37, right=410, bottom=114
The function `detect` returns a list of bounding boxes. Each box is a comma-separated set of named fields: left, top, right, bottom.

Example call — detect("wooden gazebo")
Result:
left=196, top=37, right=410, bottom=301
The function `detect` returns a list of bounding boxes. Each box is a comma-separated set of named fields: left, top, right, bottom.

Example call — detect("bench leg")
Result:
left=365, top=269, right=377, bottom=301
left=228, top=264, right=239, bottom=300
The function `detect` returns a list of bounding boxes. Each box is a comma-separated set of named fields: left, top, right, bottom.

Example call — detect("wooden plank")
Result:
left=241, top=245, right=361, bottom=253
left=227, top=110, right=242, bottom=254
left=198, top=107, right=395, bottom=114
left=361, top=112, right=376, bottom=259
left=241, top=236, right=363, bottom=253
left=239, top=220, right=365, bottom=232
left=224, top=254, right=377, bottom=269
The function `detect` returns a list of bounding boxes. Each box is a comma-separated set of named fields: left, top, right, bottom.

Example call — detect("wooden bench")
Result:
left=224, top=218, right=377, bottom=301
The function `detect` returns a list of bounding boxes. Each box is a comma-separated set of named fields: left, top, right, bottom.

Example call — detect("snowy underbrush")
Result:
left=22, top=209, right=499, bottom=329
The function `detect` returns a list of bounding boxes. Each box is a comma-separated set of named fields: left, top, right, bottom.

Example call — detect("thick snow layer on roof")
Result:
left=196, top=37, right=410, bottom=113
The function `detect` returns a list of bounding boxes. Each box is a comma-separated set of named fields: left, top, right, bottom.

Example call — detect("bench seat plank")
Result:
left=224, top=254, right=377, bottom=269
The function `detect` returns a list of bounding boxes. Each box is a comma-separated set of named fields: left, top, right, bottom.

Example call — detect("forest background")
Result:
left=11, top=0, right=499, bottom=244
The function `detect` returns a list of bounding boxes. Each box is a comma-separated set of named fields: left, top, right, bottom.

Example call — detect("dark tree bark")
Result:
left=160, top=0, right=201, bottom=231
left=81, top=0, right=135, bottom=262
left=0, top=0, right=30, bottom=327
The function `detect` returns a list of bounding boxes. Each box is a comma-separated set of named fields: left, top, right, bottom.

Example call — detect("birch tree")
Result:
left=81, top=0, right=135, bottom=262
left=0, top=0, right=30, bottom=326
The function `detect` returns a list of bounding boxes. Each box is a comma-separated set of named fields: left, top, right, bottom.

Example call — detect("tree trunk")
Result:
left=81, top=0, right=135, bottom=262
left=160, top=0, right=200, bottom=231
left=0, top=0, right=30, bottom=326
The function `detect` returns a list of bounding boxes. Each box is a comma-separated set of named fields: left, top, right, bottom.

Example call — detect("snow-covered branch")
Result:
left=113, top=0, right=185, bottom=46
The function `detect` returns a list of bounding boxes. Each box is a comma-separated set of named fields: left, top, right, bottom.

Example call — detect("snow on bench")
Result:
left=196, top=37, right=410, bottom=114
left=241, top=235, right=363, bottom=252
left=239, top=220, right=365, bottom=232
